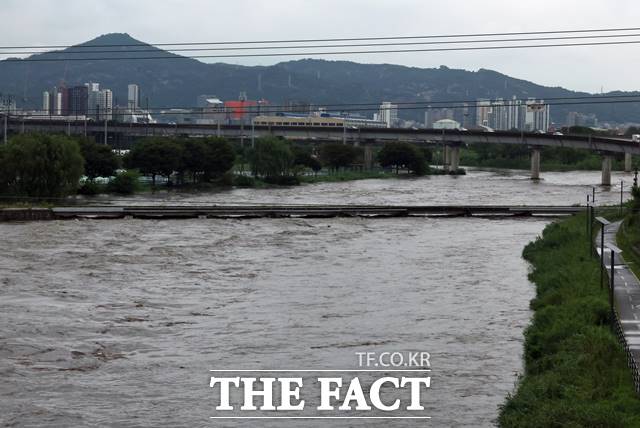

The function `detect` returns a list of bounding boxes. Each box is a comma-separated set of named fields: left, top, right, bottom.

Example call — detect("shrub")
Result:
left=107, top=170, right=140, bottom=194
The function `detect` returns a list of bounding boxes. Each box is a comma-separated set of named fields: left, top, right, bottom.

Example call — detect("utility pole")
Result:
left=146, top=97, right=150, bottom=137
left=3, top=113, right=7, bottom=144
left=251, top=118, right=255, bottom=149
left=104, top=117, right=108, bottom=145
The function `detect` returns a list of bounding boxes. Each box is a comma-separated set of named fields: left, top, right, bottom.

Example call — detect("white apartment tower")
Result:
left=524, top=99, right=550, bottom=132
left=506, top=96, right=521, bottom=130
left=42, top=91, right=50, bottom=114
left=96, top=89, right=113, bottom=120
left=128, top=84, right=140, bottom=111
left=475, top=99, right=492, bottom=127
left=379, top=102, right=398, bottom=128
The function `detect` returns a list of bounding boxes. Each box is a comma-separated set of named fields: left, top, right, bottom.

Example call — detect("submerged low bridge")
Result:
left=1, top=205, right=585, bottom=221
left=7, top=119, right=640, bottom=185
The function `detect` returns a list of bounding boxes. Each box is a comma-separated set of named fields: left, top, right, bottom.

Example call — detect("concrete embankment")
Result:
left=0, top=205, right=584, bottom=222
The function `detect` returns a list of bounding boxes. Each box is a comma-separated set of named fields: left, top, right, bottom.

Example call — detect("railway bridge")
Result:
left=5, top=118, right=640, bottom=185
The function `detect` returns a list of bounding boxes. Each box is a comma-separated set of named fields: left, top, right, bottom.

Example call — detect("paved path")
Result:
left=599, top=222, right=640, bottom=377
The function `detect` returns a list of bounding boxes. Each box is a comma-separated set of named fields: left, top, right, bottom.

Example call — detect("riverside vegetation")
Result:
left=1, top=131, right=626, bottom=201
left=460, top=126, right=639, bottom=172
left=499, top=211, right=640, bottom=427
left=0, top=133, right=438, bottom=200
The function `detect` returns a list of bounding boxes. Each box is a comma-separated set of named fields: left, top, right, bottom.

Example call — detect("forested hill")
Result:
left=0, top=32, right=638, bottom=124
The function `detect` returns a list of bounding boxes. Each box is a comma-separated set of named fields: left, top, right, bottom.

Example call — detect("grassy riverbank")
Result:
left=499, top=212, right=640, bottom=427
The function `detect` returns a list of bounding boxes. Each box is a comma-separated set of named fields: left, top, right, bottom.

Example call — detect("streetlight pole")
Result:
left=343, top=121, right=347, bottom=145
left=596, top=216, right=610, bottom=290
left=621, top=180, right=624, bottom=215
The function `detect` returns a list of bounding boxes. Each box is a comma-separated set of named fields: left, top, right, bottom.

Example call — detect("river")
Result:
left=0, top=168, right=634, bottom=427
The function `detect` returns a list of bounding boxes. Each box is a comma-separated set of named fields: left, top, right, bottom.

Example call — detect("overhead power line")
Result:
left=108, top=94, right=640, bottom=112
left=3, top=32, right=640, bottom=56
left=2, top=39, right=640, bottom=62
left=13, top=97, right=640, bottom=118
left=1, top=26, right=640, bottom=50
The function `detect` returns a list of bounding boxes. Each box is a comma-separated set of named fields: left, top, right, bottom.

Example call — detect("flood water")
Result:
left=0, top=168, right=634, bottom=427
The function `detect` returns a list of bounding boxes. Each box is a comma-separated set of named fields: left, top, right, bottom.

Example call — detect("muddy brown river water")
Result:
left=0, top=168, right=633, bottom=427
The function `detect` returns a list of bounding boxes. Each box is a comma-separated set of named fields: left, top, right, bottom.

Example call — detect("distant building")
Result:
left=84, top=83, right=113, bottom=120
left=476, top=96, right=549, bottom=131
left=86, top=83, right=100, bottom=118
left=67, top=86, right=88, bottom=116
left=475, top=99, right=492, bottom=127
left=379, top=102, right=398, bottom=128
left=433, top=119, right=461, bottom=130
left=42, top=91, right=50, bottom=115
left=425, top=108, right=454, bottom=128
left=506, top=96, right=521, bottom=130
left=94, top=89, right=113, bottom=120
left=197, top=94, right=218, bottom=108
left=127, top=84, right=139, bottom=111
left=224, top=93, right=269, bottom=122
left=524, top=99, right=550, bottom=132
left=566, top=111, right=598, bottom=127
left=196, top=95, right=225, bottom=123
left=53, top=89, right=63, bottom=116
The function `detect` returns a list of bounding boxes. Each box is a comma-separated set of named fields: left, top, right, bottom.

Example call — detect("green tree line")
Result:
left=0, top=133, right=431, bottom=199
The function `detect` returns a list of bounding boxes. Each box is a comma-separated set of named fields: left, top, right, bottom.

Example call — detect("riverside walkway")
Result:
left=0, top=205, right=584, bottom=221
left=601, top=221, right=640, bottom=391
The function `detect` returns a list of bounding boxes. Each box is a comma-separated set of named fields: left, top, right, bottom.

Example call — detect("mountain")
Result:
left=0, top=33, right=638, bottom=124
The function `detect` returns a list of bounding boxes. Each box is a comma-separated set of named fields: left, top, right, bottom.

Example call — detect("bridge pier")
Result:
left=449, top=146, right=460, bottom=172
left=625, top=153, right=633, bottom=173
left=531, top=148, right=541, bottom=180
left=602, top=155, right=612, bottom=186
left=364, top=146, right=374, bottom=171
left=443, top=145, right=451, bottom=172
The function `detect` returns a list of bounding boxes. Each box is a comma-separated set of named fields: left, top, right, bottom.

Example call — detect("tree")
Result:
left=1, top=133, right=84, bottom=197
left=378, top=142, right=427, bottom=176
left=625, top=126, right=640, bottom=137
left=249, top=137, right=295, bottom=180
left=319, top=144, right=358, bottom=171
left=292, top=145, right=323, bottom=174
left=126, top=138, right=183, bottom=185
left=79, top=139, right=120, bottom=180
left=181, top=138, right=209, bottom=183
left=203, top=138, right=235, bottom=180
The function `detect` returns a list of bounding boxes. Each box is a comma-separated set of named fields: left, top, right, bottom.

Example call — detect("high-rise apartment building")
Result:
left=128, top=84, right=139, bottom=111
left=506, top=96, right=521, bottom=130
left=379, top=102, right=398, bottom=128
left=67, top=86, right=88, bottom=116
left=425, top=107, right=454, bottom=128
left=524, top=99, right=550, bottom=132
left=42, top=91, right=50, bottom=114
left=476, top=96, right=549, bottom=131
left=475, top=99, right=492, bottom=127
left=96, top=89, right=113, bottom=120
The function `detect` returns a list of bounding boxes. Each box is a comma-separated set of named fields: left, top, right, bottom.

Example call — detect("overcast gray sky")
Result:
left=2, top=0, right=639, bottom=93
